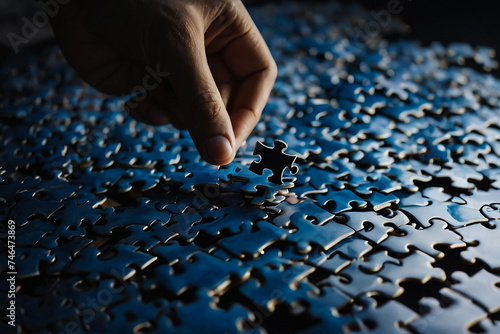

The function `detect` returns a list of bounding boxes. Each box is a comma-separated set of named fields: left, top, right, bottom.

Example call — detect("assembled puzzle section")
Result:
left=1, top=1, right=500, bottom=333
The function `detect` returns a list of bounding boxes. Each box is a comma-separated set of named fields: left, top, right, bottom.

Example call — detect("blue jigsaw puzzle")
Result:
left=1, top=1, right=500, bottom=333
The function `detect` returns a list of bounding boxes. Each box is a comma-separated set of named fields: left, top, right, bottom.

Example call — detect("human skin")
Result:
left=50, top=0, right=277, bottom=165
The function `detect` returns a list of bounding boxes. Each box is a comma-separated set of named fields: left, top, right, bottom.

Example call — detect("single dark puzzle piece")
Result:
left=249, top=140, right=299, bottom=184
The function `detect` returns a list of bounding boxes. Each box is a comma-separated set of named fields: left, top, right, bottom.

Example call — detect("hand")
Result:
left=51, top=0, right=277, bottom=165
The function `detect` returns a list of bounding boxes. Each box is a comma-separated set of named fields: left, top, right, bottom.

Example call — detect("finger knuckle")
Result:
left=195, top=92, right=222, bottom=122
left=267, top=60, right=278, bottom=80
left=218, top=0, right=238, bottom=8
left=248, top=107, right=262, bottom=120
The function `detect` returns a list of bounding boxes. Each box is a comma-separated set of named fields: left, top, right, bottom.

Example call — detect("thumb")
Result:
left=157, top=31, right=235, bottom=165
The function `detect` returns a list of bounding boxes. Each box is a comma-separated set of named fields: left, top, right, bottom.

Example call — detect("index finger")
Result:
left=219, top=8, right=277, bottom=148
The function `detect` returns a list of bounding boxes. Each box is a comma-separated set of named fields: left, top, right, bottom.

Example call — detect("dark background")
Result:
left=364, top=0, right=500, bottom=53
left=247, top=0, right=500, bottom=76
left=2, top=0, right=500, bottom=75
left=362, top=0, right=500, bottom=76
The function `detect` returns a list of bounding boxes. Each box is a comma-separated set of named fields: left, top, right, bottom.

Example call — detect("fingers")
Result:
left=126, top=98, right=171, bottom=126
left=125, top=0, right=275, bottom=165
left=230, top=67, right=276, bottom=149
left=220, top=7, right=278, bottom=148
left=207, top=54, right=234, bottom=108
left=154, top=20, right=236, bottom=165
left=171, top=63, right=235, bottom=165
left=125, top=79, right=185, bottom=127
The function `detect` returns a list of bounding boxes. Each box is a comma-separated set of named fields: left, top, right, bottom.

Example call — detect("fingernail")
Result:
left=206, top=136, right=233, bottom=164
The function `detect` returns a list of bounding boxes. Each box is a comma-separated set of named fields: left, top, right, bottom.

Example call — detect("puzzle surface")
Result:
left=1, top=1, right=500, bottom=333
